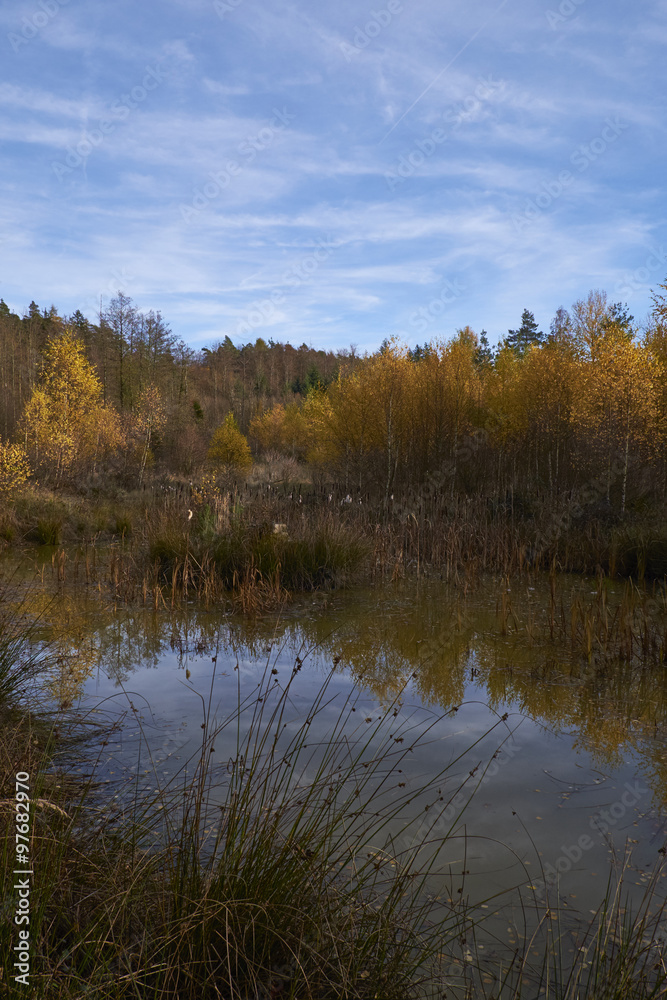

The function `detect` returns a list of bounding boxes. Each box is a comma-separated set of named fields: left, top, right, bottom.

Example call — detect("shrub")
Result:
left=207, top=413, right=253, bottom=473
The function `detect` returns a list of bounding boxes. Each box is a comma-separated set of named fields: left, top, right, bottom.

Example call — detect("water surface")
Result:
left=16, top=567, right=667, bottom=958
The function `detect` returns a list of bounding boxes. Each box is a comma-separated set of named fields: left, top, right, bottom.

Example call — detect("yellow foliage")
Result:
left=126, top=384, right=167, bottom=483
left=208, top=413, right=252, bottom=471
left=20, top=328, right=122, bottom=483
left=16, top=593, right=99, bottom=708
left=211, top=307, right=666, bottom=505
left=249, top=404, right=287, bottom=452
left=191, top=470, right=225, bottom=506
left=249, top=401, right=319, bottom=461
left=571, top=329, right=657, bottom=501
left=0, top=437, right=31, bottom=495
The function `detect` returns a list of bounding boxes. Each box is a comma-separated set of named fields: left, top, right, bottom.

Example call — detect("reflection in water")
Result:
left=12, top=567, right=667, bottom=967
left=8, top=563, right=666, bottom=988
left=18, top=573, right=667, bottom=806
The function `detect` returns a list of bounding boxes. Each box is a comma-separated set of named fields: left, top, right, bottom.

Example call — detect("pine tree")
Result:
left=507, top=309, right=544, bottom=356
left=601, top=302, right=634, bottom=338
left=474, top=330, right=493, bottom=368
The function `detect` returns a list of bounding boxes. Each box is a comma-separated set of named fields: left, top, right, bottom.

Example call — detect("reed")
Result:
left=3, top=480, right=666, bottom=599
left=0, top=620, right=473, bottom=996
left=142, top=508, right=368, bottom=608
left=491, top=574, right=667, bottom=669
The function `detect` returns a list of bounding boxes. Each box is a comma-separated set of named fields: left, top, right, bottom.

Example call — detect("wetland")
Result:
left=2, top=550, right=667, bottom=998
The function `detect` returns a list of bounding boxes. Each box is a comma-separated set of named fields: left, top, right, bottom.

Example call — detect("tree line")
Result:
left=0, top=294, right=348, bottom=478
left=1, top=284, right=666, bottom=517
left=250, top=289, right=667, bottom=513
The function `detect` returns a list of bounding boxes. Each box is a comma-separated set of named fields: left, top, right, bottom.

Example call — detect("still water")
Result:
left=26, top=570, right=667, bottom=951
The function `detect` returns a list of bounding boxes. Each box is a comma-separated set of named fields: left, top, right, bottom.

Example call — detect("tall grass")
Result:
left=4, top=479, right=666, bottom=605
left=491, top=571, right=667, bottom=669
left=0, top=623, right=481, bottom=998
left=143, top=510, right=369, bottom=609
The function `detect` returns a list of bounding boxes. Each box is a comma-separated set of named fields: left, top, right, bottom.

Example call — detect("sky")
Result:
left=0, top=0, right=666, bottom=353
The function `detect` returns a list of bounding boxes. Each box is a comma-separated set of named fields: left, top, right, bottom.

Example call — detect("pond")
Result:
left=14, top=563, right=667, bottom=975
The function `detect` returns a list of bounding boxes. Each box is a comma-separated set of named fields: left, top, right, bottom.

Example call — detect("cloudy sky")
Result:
left=1, top=0, right=666, bottom=351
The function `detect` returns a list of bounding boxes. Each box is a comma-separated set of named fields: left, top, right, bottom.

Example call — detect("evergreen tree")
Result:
left=305, top=364, right=323, bottom=393
left=409, top=343, right=433, bottom=363
left=474, top=330, right=494, bottom=367
left=602, top=301, right=634, bottom=338
left=507, top=309, right=544, bottom=356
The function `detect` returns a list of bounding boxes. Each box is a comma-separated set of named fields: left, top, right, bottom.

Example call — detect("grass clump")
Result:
left=211, top=522, right=366, bottom=590
left=145, top=517, right=369, bottom=606
left=0, top=633, right=473, bottom=998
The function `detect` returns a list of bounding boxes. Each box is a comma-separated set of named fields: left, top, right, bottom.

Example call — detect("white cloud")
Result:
left=0, top=0, right=664, bottom=349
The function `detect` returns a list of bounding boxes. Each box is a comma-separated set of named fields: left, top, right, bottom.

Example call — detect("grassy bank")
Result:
left=0, top=483, right=370, bottom=609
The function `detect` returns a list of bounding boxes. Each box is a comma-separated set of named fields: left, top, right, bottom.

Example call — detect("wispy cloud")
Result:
left=0, top=0, right=665, bottom=348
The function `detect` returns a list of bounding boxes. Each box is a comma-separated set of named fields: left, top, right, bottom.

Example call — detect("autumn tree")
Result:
left=571, top=290, right=611, bottom=361
left=646, top=285, right=667, bottom=495
left=125, top=384, right=167, bottom=484
left=207, top=413, right=252, bottom=480
left=572, top=328, right=655, bottom=510
left=20, top=329, right=121, bottom=485
left=549, top=306, right=573, bottom=344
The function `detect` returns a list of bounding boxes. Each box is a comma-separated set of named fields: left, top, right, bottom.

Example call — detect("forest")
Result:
left=1, top=284, right=666, bottom=585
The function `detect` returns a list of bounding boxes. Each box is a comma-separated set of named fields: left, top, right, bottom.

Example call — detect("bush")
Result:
left=207, top=413, right=252, bottom=473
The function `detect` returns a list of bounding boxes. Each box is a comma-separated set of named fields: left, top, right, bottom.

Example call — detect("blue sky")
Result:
left=1, top=0, right=666, bottom=352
